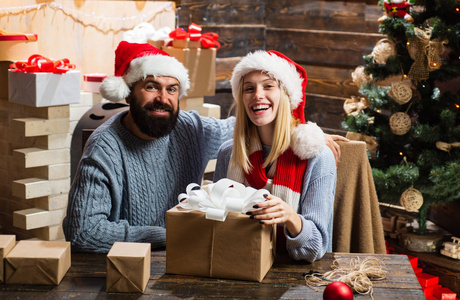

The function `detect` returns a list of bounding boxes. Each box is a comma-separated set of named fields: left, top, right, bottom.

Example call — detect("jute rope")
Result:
left=304, top=257, right=387, bottom=300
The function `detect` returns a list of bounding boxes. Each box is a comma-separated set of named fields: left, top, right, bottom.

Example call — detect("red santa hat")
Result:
left=100, top=41, right=190, bottom=102
left=231, top=50, right=324, bottom=160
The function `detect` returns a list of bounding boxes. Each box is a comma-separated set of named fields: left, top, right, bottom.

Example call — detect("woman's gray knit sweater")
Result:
left=63, top=110, right=235, bottom=253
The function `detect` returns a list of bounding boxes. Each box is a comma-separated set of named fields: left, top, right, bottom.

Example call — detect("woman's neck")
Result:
left=257, top=123, right=275, bottom=146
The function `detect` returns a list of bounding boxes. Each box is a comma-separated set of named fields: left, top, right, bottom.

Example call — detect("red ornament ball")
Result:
left=323, top=281, right=353, bottom=300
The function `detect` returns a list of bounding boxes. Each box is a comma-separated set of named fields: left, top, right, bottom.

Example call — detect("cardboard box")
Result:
left=162, top=46, right=216, bottom=97
left=5, top=240, right=70, bottom=285
left=172, top=38, right=201, bottom=49
left=0, top=235, right=16, bottom=284
left=106, top=242, right=151, bottom=293
left=8, top=70, right=81, bottom=107
left=166, top=205, right=276, bottom=282
left=0, top=34, right=38, bottom=61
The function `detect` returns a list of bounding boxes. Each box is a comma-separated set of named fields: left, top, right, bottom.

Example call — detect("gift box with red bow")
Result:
left=8, top=54, right=80, bottom=107
left=0, top=31, right=38, bottom=61
left=169, top=23, right=220, bottom=50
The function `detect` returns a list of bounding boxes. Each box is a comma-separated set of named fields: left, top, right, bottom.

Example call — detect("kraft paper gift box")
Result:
left=172, top=38, right=202, bottom=49
left=8, top=70, right=81, bottom=107
left=0, top=235, right=16, bottom=284
left=0, top=34, right=38, bottom=61
left=162, top=46, right=216, bottom=97
left=166, top=205, right=276, bottom=282
left=106, top=242, right=151, bottom=293
left=5, top=240, right=71, bottom=285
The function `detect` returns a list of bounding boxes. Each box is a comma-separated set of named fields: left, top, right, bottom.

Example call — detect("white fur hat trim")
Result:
left=231, top=51, right=304, bottom=111
left=100, top=54, right=190, bottom=102
left=290, top=122, right=325, bottom=160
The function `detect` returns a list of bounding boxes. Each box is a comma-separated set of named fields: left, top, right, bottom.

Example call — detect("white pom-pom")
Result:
left=290, top=122, right=325, bottom=160
left=99, top=76, right=130, bottom=102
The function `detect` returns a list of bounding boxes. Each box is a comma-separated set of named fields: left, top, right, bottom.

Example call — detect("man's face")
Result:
left=128, top=76, right=180, bottom=139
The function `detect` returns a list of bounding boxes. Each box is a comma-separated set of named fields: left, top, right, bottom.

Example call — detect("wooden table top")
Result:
left=1, top=251, right=425, bottom=299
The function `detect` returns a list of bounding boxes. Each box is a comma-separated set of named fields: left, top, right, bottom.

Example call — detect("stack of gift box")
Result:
left=406, top=254, right=458, bottom=299
left=160, top=23, right=221, bottom=118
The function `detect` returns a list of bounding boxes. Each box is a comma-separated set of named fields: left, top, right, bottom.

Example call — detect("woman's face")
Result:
left=242, top=71, right=281, bottom=128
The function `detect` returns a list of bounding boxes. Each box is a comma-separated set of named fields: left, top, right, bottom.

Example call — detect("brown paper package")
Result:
left=166, top=205, right=276, bottom=282
left=0, top=235, right=16, bottom=284
left=162, top=46, right=216, bottom=97
left=106, top=242, right=151, bottom=293
left=5, top=240, right=70, bottom=285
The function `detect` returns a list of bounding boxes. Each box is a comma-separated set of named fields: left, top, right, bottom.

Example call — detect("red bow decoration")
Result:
left=168, top=23, right=220, bottom=49
left=9, top=54, right=76, bottom=74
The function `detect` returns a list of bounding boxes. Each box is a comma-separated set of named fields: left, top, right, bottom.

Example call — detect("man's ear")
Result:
left=125, top=94, right=132, bottom=104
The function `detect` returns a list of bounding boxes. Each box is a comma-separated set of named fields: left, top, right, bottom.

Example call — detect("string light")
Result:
left=376, top=109, right=381, bottom=113
left=455, top=104, right=460, bottom=109
left=399, top=152, right=403, bottom=156
left=0, top=1, right=173, bottom=33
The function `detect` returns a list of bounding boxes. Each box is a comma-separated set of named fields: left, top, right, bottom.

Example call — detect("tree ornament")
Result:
left=400, top=187, right=423, bottom=212
left=407, top=28, right=448, bottom=81
left=323, top=282, right=353, bottom=300
left=343, top=96, right=370, bottom=116
left=378, top=0, right=415, bottom=24
left=351, top=66, right=372, bottom=89
left=371, top=39, right=397, bottom=64
left=388, top=80, right=413, bottom=105
left=389, top=112, right=411, bottom=135
left=436, top=141, right=460, bottom=152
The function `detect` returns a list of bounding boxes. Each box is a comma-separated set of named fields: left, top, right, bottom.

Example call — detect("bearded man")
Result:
left=63, top=41, right=235, bottom=253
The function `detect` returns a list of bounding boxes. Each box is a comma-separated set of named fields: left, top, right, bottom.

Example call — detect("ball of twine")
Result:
left=388, top=81, right=413, bottom=105
left=304, top=257, right=387, bottom=300
left=400, top=187, right=423, bottom=212
left=389, top=112, right=411, bottom=135
left=371, top=39, right=397, bottom=64
left=352, top=66, right=372, bottom=88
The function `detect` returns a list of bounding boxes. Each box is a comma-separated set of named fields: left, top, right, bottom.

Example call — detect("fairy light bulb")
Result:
left=399, top=152, right=403, bottom=156
left=455, top=104, right=460, bottom=108
left=376, top=109, right=381, bottom=113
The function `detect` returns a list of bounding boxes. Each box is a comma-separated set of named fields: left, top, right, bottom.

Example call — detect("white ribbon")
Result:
left=177, top=178, right=269, bottom=221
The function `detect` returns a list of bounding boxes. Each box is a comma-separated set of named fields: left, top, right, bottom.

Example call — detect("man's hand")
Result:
left=325, top=134, right=350, bottom=164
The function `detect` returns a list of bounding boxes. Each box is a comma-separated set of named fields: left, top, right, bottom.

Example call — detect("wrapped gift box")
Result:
left=83, top=73, right=107, bottom=93
left=166, top=205, right=276, bottom=282
left=0, top=34, right=38, bottom=61
left=8, top=70, right=81, bottom=107
left=5, top=240, right=70, bottom=285
left=162, top=46, right=216, bottom=97
left=0, top=235, right=16, bottom=284
left=106, top=242, right=151, bottom=293
left=172, top=38, right=201, bottom=49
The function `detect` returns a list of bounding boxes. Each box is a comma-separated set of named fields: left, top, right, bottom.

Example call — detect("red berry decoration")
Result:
left=323, top=281, right=353, bottom=300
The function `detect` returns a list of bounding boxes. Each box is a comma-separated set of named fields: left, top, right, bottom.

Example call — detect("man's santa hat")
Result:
left=230, top=50, right=324, bottom=160
left=100, top=41, right=190, bottom=102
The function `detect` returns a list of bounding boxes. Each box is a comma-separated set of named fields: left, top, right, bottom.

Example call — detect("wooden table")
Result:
left=1, top=251, right=425, bottom=299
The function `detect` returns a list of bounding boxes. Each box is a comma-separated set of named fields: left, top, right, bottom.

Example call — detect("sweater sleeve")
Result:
left=285, top=146, right=336, bottom=262
left=213, top=139, right=234, bottom=182
left=63, top=155, right=166, bottom=253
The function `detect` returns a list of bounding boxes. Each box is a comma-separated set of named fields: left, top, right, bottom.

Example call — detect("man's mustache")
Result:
left=143, top=101, right=173, bottom=112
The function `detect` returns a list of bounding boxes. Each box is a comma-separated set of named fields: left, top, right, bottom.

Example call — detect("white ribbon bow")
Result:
left=177, top=178, right=269, bottom=221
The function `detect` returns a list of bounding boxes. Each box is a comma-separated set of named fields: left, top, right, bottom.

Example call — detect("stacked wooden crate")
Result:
left=0, top=100, right=71, bottom=240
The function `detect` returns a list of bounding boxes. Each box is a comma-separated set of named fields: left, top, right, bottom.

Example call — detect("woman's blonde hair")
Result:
left=231, top=73, right=298, bottom=173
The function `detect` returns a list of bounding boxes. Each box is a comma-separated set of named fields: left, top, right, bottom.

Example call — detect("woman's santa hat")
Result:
left=231, top=50, right=324, bottom=160
left=100, top=41, right=190, bottom=102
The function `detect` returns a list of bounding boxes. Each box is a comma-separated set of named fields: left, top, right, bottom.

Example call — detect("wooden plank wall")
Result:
left=174, top=0, right=385, bottom=134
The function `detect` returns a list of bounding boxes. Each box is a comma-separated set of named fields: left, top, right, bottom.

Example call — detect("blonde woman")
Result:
left=213, top=51, right=336, bottom=262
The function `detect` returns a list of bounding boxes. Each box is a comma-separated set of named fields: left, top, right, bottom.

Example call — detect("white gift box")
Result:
left=8, top=70, right=81, bottom=107
left=82, top=73, right=107, bottom=93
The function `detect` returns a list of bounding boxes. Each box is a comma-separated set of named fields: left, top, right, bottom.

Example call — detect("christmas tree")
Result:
left=343, top=0, right=460, bottom=234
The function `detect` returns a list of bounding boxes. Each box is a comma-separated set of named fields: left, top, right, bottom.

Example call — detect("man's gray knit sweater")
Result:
left=63, top=110, right=235, bottom=253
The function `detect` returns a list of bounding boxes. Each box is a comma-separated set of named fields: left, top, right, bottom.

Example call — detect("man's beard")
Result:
left=130, top=96, right=179, bottom=139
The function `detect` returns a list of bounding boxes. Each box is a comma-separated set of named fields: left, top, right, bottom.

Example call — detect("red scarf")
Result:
left=227, top=142, right=308, bottom=212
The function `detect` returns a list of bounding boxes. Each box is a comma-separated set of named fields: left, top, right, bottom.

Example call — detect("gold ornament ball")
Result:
left=388, top=81, right=413, bottom=105
left=400, top=187, right=423, bottom=212
left=390, top=112, right=412, bottom=135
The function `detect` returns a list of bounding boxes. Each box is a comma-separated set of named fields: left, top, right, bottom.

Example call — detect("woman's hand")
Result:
left=247, top=194, right=302, bottom=237
left=324, top=134, right=350, bottom=164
